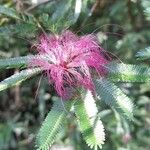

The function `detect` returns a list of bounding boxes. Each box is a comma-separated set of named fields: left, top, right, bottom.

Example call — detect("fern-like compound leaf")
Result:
left=106, top=63, right=150, bottom=82
left=36, top=100, right=73, bottom=150
left=136, top=46, right=150, bottom=60
left=74, top=90, right=105, bottom=149
left=0, top=55, right=49, bottom=69
left=0, top=68, right=41, bottom=91
left=94, top=79, right=134, bottom=120
left=0, top=55, right=34, bottom=69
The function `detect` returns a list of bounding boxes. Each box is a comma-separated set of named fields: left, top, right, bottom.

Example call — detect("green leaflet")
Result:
left=74, top=90, right=105, bottom=149
left=94, top=79, right=134, bottom=120
left=136, top=46, right=150, bottom=60
left=36, top=100, right=73, bottom=150
left=0, top=5, right=20, bottom=19
left=0, top=68, right=41, bottom=91
left=106, top=63, right=150, bottom=82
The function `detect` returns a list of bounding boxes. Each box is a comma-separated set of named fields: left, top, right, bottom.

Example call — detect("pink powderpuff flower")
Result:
left=30, top=30, right=108, bottom=99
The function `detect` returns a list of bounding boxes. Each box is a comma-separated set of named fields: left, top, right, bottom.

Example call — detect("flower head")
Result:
left=30, top=30, right=108, bottom=99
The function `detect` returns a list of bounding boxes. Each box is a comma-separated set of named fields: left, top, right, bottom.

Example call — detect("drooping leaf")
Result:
left=36, top=100, right=73, bottom=150
left=136, top=46, right=150, bottom=60
left=106, top=63, right=150, bottom=82
left=0, top=68, right=41, bottom=91
left=94, top=79, right=134, bottom=120
left=0, top=5, right=20, bottom=19
left=74, top=90, right=105, bottom=149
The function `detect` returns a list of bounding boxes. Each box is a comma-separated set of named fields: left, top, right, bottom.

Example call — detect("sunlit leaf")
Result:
left=74, top=90, right=105, bottom=149
left=106, top=63, right=150, bottom=82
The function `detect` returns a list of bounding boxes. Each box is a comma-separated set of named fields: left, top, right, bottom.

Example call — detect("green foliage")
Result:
left=0, top=5, right=38, bottom=36
left=36, top=100, right=73, bottom=150
left=74, top=90, right=105, bottom=149
left=0, top=5, right=19, bottom=19
left=136, top=46, right=150, bottom=60
left=38, top=0, right=75, bottom=33
left=0, top=68, right=41, bottom=91
left=106, top=63, right=150, bottom=82
left=94, top=79, right=134, bottom=120
left=0, top=23, right=37, bottom=36
left=0, top=5, right=37, bottom=24
left=0, top=0, right=150, bottom=150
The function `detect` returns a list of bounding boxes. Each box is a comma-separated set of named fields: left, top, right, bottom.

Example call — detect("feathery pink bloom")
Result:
left=30, top=30, right=108, bottom=99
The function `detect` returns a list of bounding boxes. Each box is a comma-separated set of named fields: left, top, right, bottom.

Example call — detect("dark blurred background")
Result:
left=0, top=0, right=150, bottom=150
